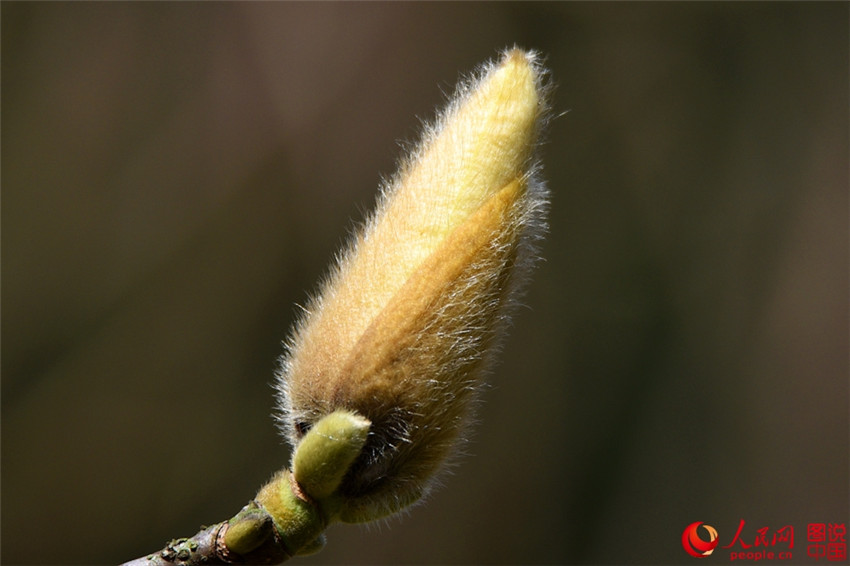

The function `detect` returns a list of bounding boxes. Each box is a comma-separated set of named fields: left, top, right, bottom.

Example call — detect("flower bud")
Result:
left=276, top=48, right=550, bottom=523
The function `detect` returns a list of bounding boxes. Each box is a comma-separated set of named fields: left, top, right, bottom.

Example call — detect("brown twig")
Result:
left=121, top=500, right=291, bottom=566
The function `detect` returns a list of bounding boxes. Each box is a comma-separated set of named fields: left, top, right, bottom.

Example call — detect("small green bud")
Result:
left=292, top=410, right=371, bottom=500
left=255, top=470, right=324, bottom=556
left=224, top=507, right=275, bottom=556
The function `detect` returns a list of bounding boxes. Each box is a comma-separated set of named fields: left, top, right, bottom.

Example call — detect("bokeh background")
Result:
left=2, top=2, right=847, bottom=564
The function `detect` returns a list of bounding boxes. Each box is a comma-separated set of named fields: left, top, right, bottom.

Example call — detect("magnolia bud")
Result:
left=275, top=48, right=551, bottom=523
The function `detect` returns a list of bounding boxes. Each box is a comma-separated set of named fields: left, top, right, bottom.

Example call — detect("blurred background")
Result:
left=2, top=3, right=847, bottom=564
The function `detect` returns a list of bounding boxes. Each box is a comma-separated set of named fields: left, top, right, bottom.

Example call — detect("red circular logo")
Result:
left=682, top=522, right=719, bottom=558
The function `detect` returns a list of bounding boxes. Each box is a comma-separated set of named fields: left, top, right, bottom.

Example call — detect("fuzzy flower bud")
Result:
left=276, top=48, right=550, bottom=523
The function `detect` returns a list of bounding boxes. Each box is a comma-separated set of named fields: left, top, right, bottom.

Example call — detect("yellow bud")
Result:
left=276, top=48, right=550, bottom=522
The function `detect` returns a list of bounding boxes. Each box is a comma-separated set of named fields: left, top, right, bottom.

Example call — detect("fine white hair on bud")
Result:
left=275, top=48, right=551, bottom=523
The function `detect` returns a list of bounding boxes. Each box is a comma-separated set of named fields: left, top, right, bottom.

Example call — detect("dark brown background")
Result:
left=2, top=2, right=847, bottom=564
